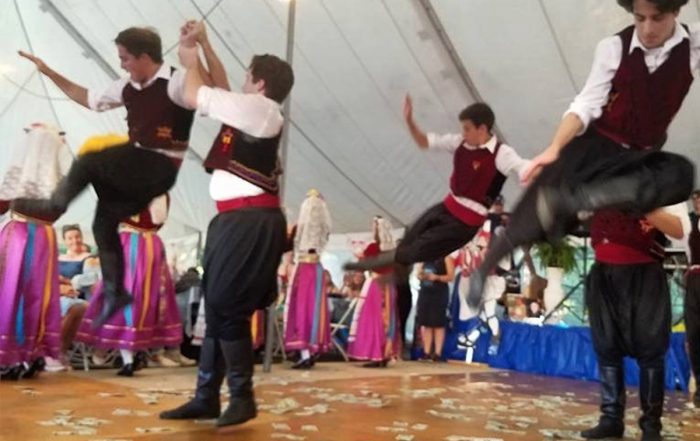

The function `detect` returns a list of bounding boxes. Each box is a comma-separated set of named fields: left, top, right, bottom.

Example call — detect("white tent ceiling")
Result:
left=1, top=0, right=699, bottom=243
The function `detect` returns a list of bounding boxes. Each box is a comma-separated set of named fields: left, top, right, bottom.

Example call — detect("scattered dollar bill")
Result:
left=135, top=427, right=174, bottom=434
left=271, top=434, right=306, bottom=441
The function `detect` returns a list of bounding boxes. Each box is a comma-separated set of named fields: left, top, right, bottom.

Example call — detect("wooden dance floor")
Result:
left=1, top=361, right=698, bottom=440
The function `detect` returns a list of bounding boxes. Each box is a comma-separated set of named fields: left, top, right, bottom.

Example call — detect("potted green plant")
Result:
left=534, top=238, right=577, bottom=320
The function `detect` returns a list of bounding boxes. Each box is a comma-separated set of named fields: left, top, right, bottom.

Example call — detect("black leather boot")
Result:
left=343, top=250, right=396, bottom=272
left=92, top=288, right=133, bottom=329
left=216, top=338, right=257, bottom=427
left=537, top=176, right=647, bottom=241
left=466, top=229, right=518, bottom=309
left=581, top=365, right=626, bottom=439
left=638, top=367, right=664, bottom=441
left=160, top=337, right=224, bottom=420
left=10, top=198, right=66, bottom=221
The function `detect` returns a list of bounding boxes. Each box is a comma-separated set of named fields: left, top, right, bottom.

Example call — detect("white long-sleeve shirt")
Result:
left=660, top=202, right=692, bottom=258
left=87, top=64, right=190, bottom=111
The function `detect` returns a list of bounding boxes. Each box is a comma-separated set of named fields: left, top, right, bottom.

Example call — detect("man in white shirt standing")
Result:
left=468, top=0, right=699, bottom=312
left=160, top=23, right=293, bottom=429
left=344, top=97, right=529, bottom=272
left=16, top=27, right=196, bottom=328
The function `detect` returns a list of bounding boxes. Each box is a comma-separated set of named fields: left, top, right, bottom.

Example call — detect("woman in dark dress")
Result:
left=416, top=256, right=455, bottom=361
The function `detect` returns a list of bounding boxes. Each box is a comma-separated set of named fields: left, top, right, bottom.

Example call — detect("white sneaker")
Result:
left=91, top=351, right=109, bottom=366
left=44, top=356, right=68, bottom=372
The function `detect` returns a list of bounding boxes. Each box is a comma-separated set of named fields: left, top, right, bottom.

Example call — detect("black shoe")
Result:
left=0, top=365, right=23, bottom=381
left=133, top=352, right=148, bottom=371
left=216, top=396, right=257, bottom=427
left=581, top=416, right=625, bottom=439
left=117, top=363, right=134, bottom=377
left=431, top=353, right=445, bottom=363
left=92, top=291, right=133, bottom=329
left=693, top=391, right=700, bottom=408
left=362, top=359, right=388, bottom=368
left=640, top=430, right=662, bottom=441
left=418, top=354, right=432, bottom=362
left=160, top=337, right=224, bottom=420
left=159, top=398, right=221, bottom=420
left=217, top=339, right=257, bottom=427
left=291, top=358, right=313, bottom=370
left=22, top=358, right=46, bottom=379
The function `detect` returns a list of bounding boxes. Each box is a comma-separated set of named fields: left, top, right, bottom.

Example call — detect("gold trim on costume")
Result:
left=10, top=211, right=53, bottom=225
left=297, top=254, right=320, bottom=264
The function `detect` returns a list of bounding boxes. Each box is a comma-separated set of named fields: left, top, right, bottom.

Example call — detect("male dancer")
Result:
left=467, top=0, right=698, bottom=308
left=345, top=97, right=529, bottom=272
left=581, top=204, right=689, bottom=441
left=16, top=26, right=196, bottom=326
left=160, top=23, right=293, bottom=428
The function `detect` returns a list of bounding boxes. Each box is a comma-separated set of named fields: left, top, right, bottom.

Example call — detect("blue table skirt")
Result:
left=443, top=318, right=690, bottom=391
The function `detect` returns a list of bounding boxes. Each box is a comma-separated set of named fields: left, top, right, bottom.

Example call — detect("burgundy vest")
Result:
left=593, top=25, right=693, bottom=149
left=690, top=213, right=700, bottom=265
left=449, top=141, right=505, bottom=207
left=591, top=209, right=666, bottom=263
left=203, top=124, right=282, bottom=194
left=122, top=68, right=195, bottom=153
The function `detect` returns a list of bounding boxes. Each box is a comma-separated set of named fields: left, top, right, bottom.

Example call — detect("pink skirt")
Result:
left=76, top=231, right=182, bottom=350
left=0, top=220, right=61, bottom=365
left=347, top=276, right=401, bottom=361
left=283, top=262, right=331, bottom=353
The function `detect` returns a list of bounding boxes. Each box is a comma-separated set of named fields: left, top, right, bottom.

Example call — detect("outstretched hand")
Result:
left=178, top=20, right=200, bottom=68
left=179, top=20, right=199, bottom=48
left=521, top=148, right=559, bottom=185
left=18, top=50, right=50, bottom=75
left=403, top=94, right=413, bottom=122
left=196, top=21, right=209, bottom=45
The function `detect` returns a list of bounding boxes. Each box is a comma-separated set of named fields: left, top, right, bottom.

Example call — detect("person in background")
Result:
left=416, top=255, right=455, bottom=361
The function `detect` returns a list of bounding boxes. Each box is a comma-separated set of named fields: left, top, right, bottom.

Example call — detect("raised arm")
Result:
left=403, top=94, right=429, bottom=149
left=18, top=50, right=89, bottom=108
left=178, top=21, right=214, bottom=88
left=520, top=114, right=584, bottom=184
left=521, top=37, right=619, bottom=185
left=178, top=27, right=206, bottom=110
left=196, top=22, right=230, bottom=90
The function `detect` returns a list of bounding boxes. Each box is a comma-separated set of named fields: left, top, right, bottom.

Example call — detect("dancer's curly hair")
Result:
left=617, top=0, right=688, bottom=13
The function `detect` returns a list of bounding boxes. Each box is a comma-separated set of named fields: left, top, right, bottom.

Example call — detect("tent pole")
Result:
left=264, top=0, right=296, bottom=374
left=416, top=0, right=506, bottom=142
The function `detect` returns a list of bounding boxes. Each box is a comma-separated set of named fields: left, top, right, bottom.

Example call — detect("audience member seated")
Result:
left=48, top=225, right=95, bottom=371
left=330, top=271, right=365, bottom=324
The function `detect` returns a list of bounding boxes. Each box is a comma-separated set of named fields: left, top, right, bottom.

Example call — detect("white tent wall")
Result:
left=2, top=0, right=698, bottom=253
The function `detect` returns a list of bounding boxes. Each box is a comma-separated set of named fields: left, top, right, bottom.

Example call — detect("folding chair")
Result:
left=330, top=297, right=358, bottom=361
